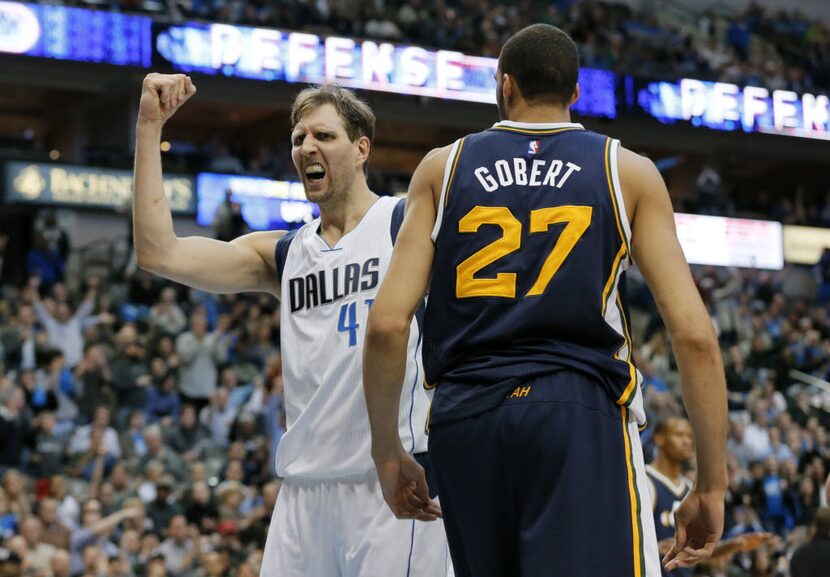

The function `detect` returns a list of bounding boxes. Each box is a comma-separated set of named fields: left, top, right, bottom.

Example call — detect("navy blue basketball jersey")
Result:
left=646, top=464, right=692, bottom=577
left=423, top=120, right=644, bottom=425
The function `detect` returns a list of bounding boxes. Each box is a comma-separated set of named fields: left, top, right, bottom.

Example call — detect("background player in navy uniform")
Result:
left=648, top=417, right=696, bottom=577
left=364, top=23, right=729, bottom=577
left=648, top=418, right=772, bottom=577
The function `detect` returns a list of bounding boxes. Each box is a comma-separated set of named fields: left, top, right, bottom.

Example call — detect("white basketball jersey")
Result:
left=275, top=196, right=430, bottom=479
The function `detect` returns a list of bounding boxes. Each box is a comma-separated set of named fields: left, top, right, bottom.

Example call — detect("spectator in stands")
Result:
left=193, top=549, right=229, bottom=577
left=209, top=143, right=245, bottom=174
left=150, top=286, right=187, bottom=336
left=200, top=387, right=236, bottom=450
left=146, top=475, right=183, bottom=535
left=38, top=349, right=79, bottom=434
left=31, top=276, right=100, bottom=369
left=50, top=548, right=71, bottom=577
left=0, top=470, right=30, bottom=529
left=28, top=411, right=66, bottom=480
left=813, top=249, right=830, bottom=305
left=35, top=211, right=70, bottom=263
left=69, top=500, right=137, bottom=575
left=137, top=425, right=187, bottom=482
left=184, top=481, right=218, bottom=535
left=124, top=269, right=160, bottom=322
left=164, top=403, right=209, bottom=462
left=0, top=387, right=27, bottom=473
left=26, top=235, right=65, bottom=294
left=0, top=234, right=7, bottom=287
left=145, top=371, right=181, bottom=425
left=158, top=514, right=196, bottom=576
left=746, top=404, right=774, bottom=460
left=117, top=528, right=141, bottom=571
left=218, top=366, right=252, bottom=411
left=238, top=480, right=279, bottom=547
left=0, top=304, right=40, bottom=372
left=152, top=334, right=181, bottom=373
left=177, top=313, right=227, bottom=411
left=0, top=547, right=22, bottom=577
left=18, top=515, right=55, bottom=576
left=768, top=427, right=796, bottom=465
left=67, top=406, right=121, bottom=464
left=37, top=497, right=70, bottom=551
left=73, top=344, right=113, bottom=424
left=108, top=463, right=134, bottom=508
left=48, top=476, right=79, bottom=531
left=212, top=189, right=237, bottom=242
left=110, top=324, right=152, bottom=425
left=118, top=410, right=147, bottom=465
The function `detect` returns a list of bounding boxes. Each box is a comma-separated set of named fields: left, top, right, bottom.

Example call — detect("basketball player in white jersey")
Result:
left=132, top=73, right=451, bottom=577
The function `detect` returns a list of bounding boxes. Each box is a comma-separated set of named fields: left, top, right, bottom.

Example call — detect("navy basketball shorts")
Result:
left=428, top=370, right=661, bottom=577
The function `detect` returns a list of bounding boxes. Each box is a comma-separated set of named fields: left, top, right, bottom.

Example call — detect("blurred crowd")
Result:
left=632, top=263, right=830, bottom=577
left=43, top=0, right=830, bottom=93
left=0, top=216, right=284, bottom=576
left=1, top=208, right=830, bottom=577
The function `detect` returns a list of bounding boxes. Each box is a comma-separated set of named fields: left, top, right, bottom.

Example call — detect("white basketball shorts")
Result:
left=260, top=470, right=453, bottom=577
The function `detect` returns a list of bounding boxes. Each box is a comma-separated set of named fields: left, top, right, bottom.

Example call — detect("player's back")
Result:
left=424, top=120, right=642, bottom=424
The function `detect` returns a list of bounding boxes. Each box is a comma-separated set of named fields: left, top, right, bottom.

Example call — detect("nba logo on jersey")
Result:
left=528, top=140, right=540, bottom=154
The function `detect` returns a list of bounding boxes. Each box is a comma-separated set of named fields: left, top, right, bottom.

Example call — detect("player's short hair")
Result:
left=653, top=416, right=688, bottom=436
left=291, top=83, right=376, bottom=145
left=815, top=507, right=830, bottom=536
left=498, top=24, right=579, bottom=107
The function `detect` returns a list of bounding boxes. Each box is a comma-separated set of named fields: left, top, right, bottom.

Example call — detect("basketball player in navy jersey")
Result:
left=648, top=418, right=696, bottom=577
left=648, top=417, right=773, bottom=577
left=364, top=23, right=728, bottom=577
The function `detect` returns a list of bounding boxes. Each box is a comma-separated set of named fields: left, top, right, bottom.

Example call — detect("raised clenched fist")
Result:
left=138, top=73, right=197, bottom=126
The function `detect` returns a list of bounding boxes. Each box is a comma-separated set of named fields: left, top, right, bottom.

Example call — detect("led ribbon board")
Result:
left=674, top=213, right=784, bottom=270
left=0, top=1, right=151, bottom=66
left=3, top=2, right=828, bottom=139
left=637, top=78, right=830, bottom=140
left=196, top=173, right=319, bottom=231
left=154, top=21, right=617, bottom=118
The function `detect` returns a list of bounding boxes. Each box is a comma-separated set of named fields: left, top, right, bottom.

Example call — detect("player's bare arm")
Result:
left=620, top=146, right=728, bottom=571
left=363, top=146, right=450, bottom=522
left=133, top=73, right=283, bottom=297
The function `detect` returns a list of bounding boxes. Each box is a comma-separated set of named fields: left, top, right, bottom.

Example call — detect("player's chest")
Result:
left=283, top=240, right=391, bottom=316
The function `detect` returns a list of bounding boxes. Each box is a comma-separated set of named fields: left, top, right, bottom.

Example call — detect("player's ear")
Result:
left=356, top=136, right=371, bottom=167
left=569, top=83, right=580, bottom=108
left=503, top=73, right=514, bottom=104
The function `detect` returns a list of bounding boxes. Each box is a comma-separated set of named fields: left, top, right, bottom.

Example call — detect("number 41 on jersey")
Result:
left=338, top=299, right=374, bottom=347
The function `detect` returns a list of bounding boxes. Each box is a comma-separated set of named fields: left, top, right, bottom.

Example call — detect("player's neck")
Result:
left=653, top=455, right=684, bottom=484
left=318, top=182, right=378, bottom=244
left=506, top=103, right=573, bottom=125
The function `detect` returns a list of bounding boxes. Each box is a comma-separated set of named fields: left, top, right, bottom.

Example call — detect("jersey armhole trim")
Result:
left=431, top=138, right=464, bottom=242
left=274, top=228, right=299, bottom=284
left=390, top=197, right=406, bottom=245
left=608, top=138, right=633, bottom=258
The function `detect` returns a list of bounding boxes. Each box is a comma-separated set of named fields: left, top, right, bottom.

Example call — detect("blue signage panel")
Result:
left=0, top=1, right=151, bottom=66
left=196, top=173, right=319, bottom=231
left=4, top=161, right=195, bottom=213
